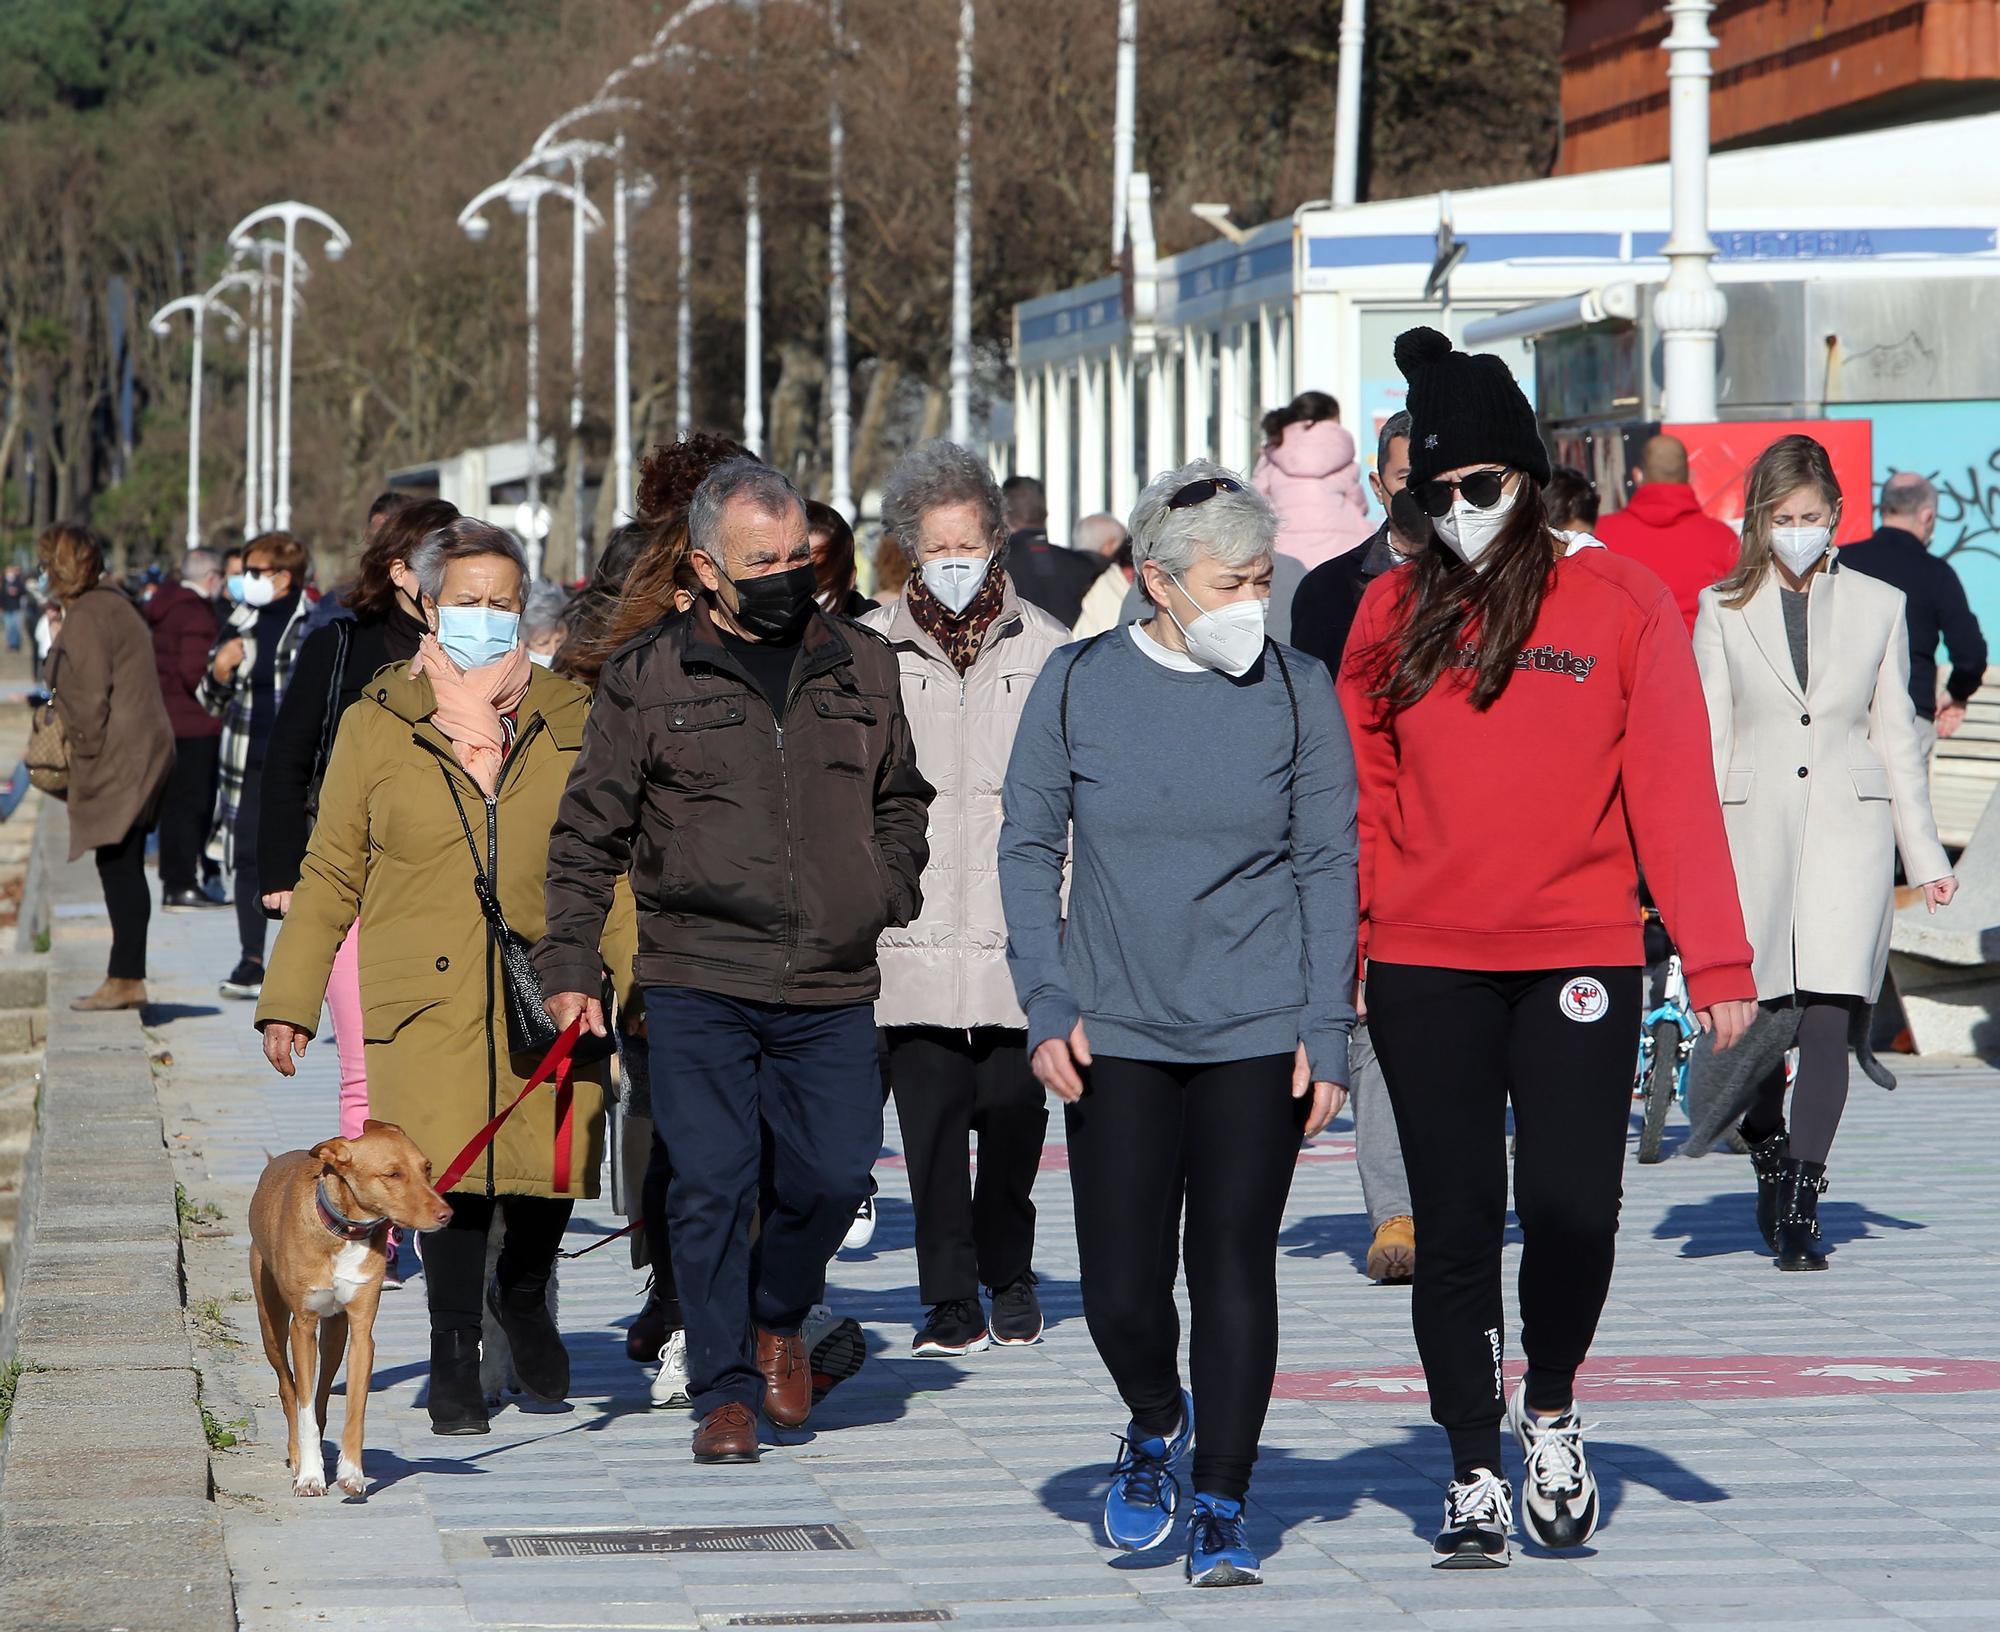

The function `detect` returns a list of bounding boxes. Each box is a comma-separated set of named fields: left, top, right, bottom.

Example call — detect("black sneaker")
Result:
left=988, top=1273, right=1044, bottom=1345
left=1433, top=1469, right=1513, bottom=1569
left=912, top=1297, right=989, bottom=1357
left=219, top=959, right=264, bottom=1000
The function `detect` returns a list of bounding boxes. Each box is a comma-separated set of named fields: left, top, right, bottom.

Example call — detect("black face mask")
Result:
left=1388, top=487, right=1432, bottom=551
left=727, top=561, right=817, bottom=642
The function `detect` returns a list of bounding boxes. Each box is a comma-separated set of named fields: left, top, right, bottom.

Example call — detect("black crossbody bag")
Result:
left=440, top=766, right=616, bottom=1066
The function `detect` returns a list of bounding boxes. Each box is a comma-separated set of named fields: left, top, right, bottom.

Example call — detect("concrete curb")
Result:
left=0, top=803, right=235, bottom=1632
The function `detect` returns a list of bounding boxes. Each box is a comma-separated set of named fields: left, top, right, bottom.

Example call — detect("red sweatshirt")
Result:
left=1338, top=544, right=1755, bottom=1010
left=1597, top=482, right=1741, bottom=635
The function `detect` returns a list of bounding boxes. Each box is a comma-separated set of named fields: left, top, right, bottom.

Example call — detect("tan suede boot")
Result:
left=70, top=978, right=147, bottom=1012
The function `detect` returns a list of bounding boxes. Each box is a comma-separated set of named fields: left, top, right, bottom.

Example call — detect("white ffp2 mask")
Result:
left=1165, top=575, right=1267, bottom=676
left=920, top=554, right=991, bottom=616
left=1770, top=525, right=1832, bottom=576
left=1431, top=483, right=1518, bottom=569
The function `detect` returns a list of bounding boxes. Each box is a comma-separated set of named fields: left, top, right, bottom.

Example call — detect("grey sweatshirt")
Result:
left=999, top=629, right=1358, bottom=1083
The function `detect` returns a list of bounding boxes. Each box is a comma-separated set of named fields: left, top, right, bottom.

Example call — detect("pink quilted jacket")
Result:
left=1251, top=419, right=1374, bottom=570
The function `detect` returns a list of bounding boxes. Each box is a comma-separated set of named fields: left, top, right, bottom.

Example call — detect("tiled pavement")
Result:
left=149, top=891, right=2000, bottom=1632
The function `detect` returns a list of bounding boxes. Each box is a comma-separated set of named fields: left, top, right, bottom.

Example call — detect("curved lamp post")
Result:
left=149, top=272, right=252, bottom=552
left=459, top=174, right=603, bottom=579
left=225, top=203, right=350, bottom=534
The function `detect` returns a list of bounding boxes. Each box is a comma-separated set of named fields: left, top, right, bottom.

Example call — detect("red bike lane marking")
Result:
left=1272, top=1355, right=2000, bottom=1402
left=874, top=1139, right=1355, bottom=1174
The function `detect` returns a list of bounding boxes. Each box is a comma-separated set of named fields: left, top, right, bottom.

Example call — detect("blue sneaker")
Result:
left=1186, top=1493, right=1261, bottom=1587
left=1102, top=1389, right=1194, bottom=1551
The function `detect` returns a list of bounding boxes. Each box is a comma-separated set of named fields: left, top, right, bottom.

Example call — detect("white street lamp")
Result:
left=228, top=239, right=306, bottom=535
left=1655, top=0, right=1726, bottom=422
left=949, top=0, right=975, bottom=446
left=826, top=0, right=853, bottom=516
left=459, top=173, right=602, bottom=580
left=149, top=273, right=251, bottom=553
left=1112, top=0, right=1137, bottom=257
left=1331, top=0, right=1367, bottom=208
left=225, top=202, right=351, bottom=534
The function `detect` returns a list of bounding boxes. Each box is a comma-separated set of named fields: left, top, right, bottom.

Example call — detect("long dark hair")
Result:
left=1362, top=475, right=1556, bottom=713
left=345, top=498, right=459, bottom=617
left=1261, top=390, right=1340, bottom=444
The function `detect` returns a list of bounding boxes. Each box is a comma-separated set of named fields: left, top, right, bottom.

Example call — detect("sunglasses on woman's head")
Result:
left=1166, top=475, right=1245, bottom=510
left=1412, top=467, right=1512, bottom=518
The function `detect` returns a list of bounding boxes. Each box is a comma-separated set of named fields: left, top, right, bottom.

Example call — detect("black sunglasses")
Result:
left=1412, top=467, right=1512, bottom=518
left=1166, top=475, right=1245, bottom=510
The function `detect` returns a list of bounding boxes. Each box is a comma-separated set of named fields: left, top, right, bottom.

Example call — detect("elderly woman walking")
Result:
left=860, top=442, right=1069, bottom=1357
left=1001, top=459, right=1357, bottom=1587
left=38, top=523, right=175, bottom=1011
left=257, top=519, right=635, bottom=1435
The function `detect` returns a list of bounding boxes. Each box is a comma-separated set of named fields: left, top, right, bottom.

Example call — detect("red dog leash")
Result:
left=437, top=1019, right=584, bottom=1195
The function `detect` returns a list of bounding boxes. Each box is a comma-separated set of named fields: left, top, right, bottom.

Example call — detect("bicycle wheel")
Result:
left=1638, top=1020, right=1681, bottom=1164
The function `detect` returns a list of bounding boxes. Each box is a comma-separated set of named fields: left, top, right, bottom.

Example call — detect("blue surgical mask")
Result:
left=434, top=606, right=521, bottom=670
left=226, top=573, right=247, bottom=604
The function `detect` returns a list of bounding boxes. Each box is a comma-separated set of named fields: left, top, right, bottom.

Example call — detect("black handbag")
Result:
left=302, top=618, right=352, bottom=826
left=441, top=767, right=616, bottom=1066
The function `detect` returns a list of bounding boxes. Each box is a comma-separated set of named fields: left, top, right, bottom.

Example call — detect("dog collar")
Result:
left=315, top=1179, right=388, bottom=1242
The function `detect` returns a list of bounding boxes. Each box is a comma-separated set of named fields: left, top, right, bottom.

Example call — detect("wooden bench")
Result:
left=1928, top=666, right=2000, bottom=851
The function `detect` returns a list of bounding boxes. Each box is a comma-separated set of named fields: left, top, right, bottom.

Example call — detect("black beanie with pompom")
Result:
left=1394, top=326, right=1551, bottom=488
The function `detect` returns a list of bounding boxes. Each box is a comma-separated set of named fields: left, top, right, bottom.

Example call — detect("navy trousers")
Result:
left=644, top=987, right=882, bottom=1418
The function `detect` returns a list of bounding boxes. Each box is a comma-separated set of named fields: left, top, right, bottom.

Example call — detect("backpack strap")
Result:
left=1058, top=631, right=1113, bottom=757
left=1267, top=639, right=1300, bottom=769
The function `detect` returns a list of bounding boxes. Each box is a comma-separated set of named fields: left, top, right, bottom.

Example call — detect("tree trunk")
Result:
left=850, top=357, right=903, bottom=506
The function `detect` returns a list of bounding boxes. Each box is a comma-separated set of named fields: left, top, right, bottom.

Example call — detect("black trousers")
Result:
left=1741, top=996, right=1854, bottom=1165
left=233, top=754, right=266, bottom=965
left=641, top=1129, right=680, bottom=1312
left=157, top=735, right=218, bottom=896
left=421, top=1192, right=573, bottom=1336
left=1367, top=963, right=1639, bottom=1479
left=95, top=820, right=152, bottom=981
left=1066, top=1052, right=1302, bottom=1503
left=887, top=1025, right=1046, bottom=1305
left=644, top=987, right=882, bottom=1418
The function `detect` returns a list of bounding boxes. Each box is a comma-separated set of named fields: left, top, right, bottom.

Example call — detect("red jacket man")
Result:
left=1598, top=434, right=1741, bottom=635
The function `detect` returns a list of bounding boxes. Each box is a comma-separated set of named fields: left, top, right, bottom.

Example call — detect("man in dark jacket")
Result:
left=1287, top=410, right=1422, bottom=1285
left=539, top=459, right=933, bottom=1464
left=1840, top=471, right=1987, bottom=752
left=143, top=550, right=225, bottom=911
left=999, top=475, right=1105, bottom=627
left=1597, top=433, right=1741, bottom=634
left=1290, top=411, right=1419, bottom=673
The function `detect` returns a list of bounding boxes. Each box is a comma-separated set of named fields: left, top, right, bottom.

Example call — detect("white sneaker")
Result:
left=1433, top=1468, right=1513, bottom=1568
left=650, top=1329, right=691, bottom=1409
left=1507, top=1382, right=1599, bottom=1548
left=842, top=1193, right=876, bottom=1252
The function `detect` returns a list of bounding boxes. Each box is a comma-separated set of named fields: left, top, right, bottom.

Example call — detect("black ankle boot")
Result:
left=1745, top=1124, right=1789, bottom=1251
left=494, top=1281, right=571, bottom=1402
left=1774, top=1158, right=1829, bottom=1272
left=428, top=1329, right=490, bottom=1435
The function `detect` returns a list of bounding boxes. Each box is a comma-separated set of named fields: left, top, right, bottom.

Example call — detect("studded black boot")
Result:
left=1745, top=1124, right=1789, bottom=1252
left=1774, top=1157, right=1829, bottom=1272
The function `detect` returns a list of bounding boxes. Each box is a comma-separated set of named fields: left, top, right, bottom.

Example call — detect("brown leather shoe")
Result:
left=1366, top=1215, right=1416, bottom=1284
left=691, top=1401, right=759, bottom=1463
left=756, top=1328, right=811, bottom=1427
left=70, top=978, right=147, bottom=1012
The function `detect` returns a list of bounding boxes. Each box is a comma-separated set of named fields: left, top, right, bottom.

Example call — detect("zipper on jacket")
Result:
left=954, top=669, right=968, bottom=1026
left=774, top=716, right=796, bottom=1001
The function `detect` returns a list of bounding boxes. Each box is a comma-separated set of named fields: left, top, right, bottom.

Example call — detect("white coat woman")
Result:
left=1693, top=433, right=1956, bottom=1270
left=859, top=440, right=1069, bottom=1358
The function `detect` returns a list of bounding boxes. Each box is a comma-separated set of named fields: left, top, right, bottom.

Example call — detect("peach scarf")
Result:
left=411, top=634, right=533, bottom=796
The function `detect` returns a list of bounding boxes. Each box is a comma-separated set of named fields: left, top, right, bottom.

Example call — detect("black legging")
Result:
left=95, top=819, right=152, bottom=981
left=1367, top=963, right=1640, bottom=1481
left=421, top=1192, right=573, bottom=1336
left=1740, top=997, right=1852, bottom=1165
left=1066, top=1052, right=1302, bottom=1503
left=234, top=752, right=267, bottom=966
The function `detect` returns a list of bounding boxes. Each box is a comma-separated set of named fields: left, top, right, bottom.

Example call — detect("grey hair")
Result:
left=1881, top=470, right=1937, bottom=518
left=1377, top=409, right=1413, bottom=475
left=406, top=518, right=529, bottom=605
left=1073, top=512, right=1128, bottom=555
left=522, top=580, right=569, bottom=641
left=688, top=458, right=806, bottom=567
left=1128, top=459, right=1277, bottom=580
left=880, top=440, right=1005, bottom=562
left=181, top=547, right=220, bottom=581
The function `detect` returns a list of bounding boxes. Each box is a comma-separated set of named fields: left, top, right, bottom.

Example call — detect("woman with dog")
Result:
left=256, top=518, right=637, bottom=1435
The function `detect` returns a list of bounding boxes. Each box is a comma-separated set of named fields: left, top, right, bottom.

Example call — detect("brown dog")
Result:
left=248, top=1120, right=453, bottom=1497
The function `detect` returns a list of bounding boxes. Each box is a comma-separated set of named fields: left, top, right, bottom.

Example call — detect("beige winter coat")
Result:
left=861, top=577, right=1069, bottom=1030
left=1693, top=562, right=1950, bottom=1002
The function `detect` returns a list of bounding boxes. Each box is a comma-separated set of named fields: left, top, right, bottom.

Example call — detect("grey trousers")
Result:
left=1349, top=1022, right=1413, bottom=1227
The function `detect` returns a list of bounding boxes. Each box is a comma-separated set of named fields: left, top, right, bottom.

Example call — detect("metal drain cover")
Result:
left=724, top=1616, right=950, bottom=1628
left=482, top=1523, right=855, bottom=1558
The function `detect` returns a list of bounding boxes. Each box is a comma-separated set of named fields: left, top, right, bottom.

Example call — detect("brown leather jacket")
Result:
left=537, top=600, right=934, bottom=1007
